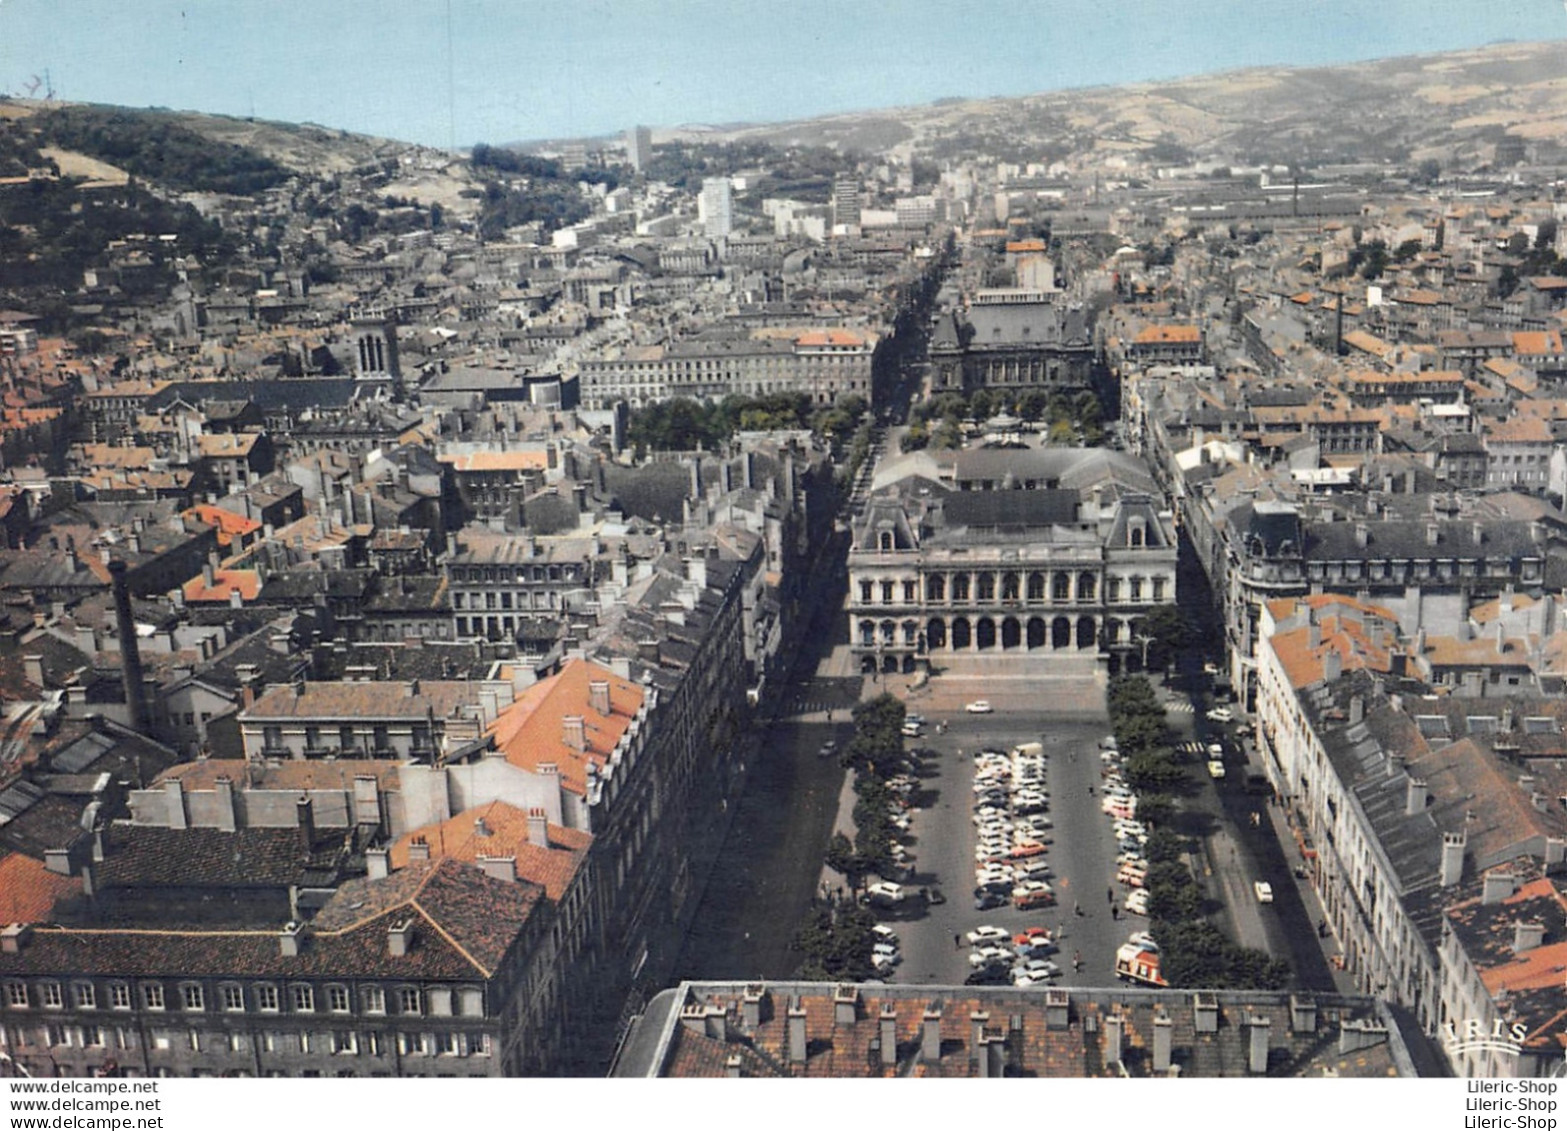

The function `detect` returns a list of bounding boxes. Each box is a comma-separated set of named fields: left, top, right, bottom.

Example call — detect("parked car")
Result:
left=974, top=890, right=1009, bottom=910
left=966, top=700, right=994, bottom=714
left=1124, top=889, right=1150, bottom=916
left=872, top=942, right=902, bottom=965
left=1098, top=735, right=1119, bottom=751
left=864, top=881, right=905, bottom=904
left=1206, top=706, right=1235, bottom=723
left=965, top=965, right=1011, bottom=986
left=966, top=925, right=1010, bottom=945
left=969, top=945, right=1012, bottom=967
left=1207, top=759, right=1227, bottom=779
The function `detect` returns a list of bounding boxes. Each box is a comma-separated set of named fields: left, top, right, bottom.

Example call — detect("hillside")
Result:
left=661, top=39, right=1567, bottom=168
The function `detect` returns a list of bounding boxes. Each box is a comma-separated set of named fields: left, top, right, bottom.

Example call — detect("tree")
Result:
left=824, top=832, right=866, bottom=891
left=1138, top=604, right=1191, bottom=671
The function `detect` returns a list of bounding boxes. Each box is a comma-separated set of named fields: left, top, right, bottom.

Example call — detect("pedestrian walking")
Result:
left=1072, top=950, right=1082, bottom=972
left=1111, top=905, right=1120, bottom=921
left=1074, top=901, right=1083, bottom=917
left=954, top=933, right=962, bottom=950
left=1107, top=887, right=1114, bottom=904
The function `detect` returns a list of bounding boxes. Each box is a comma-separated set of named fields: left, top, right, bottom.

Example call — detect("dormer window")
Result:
left=879, top=531, right=894, bottom=552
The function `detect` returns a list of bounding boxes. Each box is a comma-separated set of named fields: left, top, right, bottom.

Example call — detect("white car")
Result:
left=1206, top=707, right=1235, bottom=723
left=872, top=942, right=902, bottom=965
left=966, top=700, right=994, bottom=714
left=1098, top=735, right=1119, bottom=751
left=966, top=925, right=1010, bottom=945
left=872, top=925, right=899, bottom=944
left=1254, top=881, right=1274, bottom=903
left=1125, top=889, right=1150, bottom=916
left=1207, top=759, right=1227, bottom=779
left=970, top=945, right=1012, bottom=967
left=865, top=881, right=905, bottom=903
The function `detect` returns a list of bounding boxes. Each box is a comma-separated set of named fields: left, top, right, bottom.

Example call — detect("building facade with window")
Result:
left=0, top=858, right=551, bottom=1077
left=845, top=466, right=1177, bottom=675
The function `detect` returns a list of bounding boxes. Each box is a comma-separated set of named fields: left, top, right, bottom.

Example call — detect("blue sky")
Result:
left=2, top=1, right=1563, bottom=148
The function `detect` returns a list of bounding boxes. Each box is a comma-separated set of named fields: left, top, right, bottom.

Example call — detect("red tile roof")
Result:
left=487, top=659, right=645, bottom=795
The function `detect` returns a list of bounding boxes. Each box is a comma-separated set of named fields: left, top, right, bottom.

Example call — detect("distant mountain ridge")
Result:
left=6, top=38, right=1567, bottom=180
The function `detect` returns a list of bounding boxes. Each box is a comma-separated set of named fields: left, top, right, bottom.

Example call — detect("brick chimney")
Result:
left=109, top=559, right=148, bottom=734
left=408, top=836, right=431, bottom=862
left=969, top=1010, right=990, bottom=1055
left=296, top=796, right=315, bottom=854
left=0, top=924, right=32, bottom=954
left=563, top=715, right=586, bottom=753
left=213, top=776, right=237, bottom=833
left=278, top=920, right=305, bottom=957
left=1405, top=778, right=1428, bottom=816
left=588, top=679, right=611, bottom=717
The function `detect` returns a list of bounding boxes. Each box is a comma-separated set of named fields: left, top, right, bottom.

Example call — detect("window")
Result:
left=298, top=1031, right=312, bottom=1054
left=72, top=983, right=96, bottom=1010
left=82, top=1025, right=105, bottom=1048
left=859, top=581, right=872, bottom=603
left=187, top=1030, right=202, bottom=1052
left=880, top=581, right=893, bottom=603
left=1151, top=578, right=1166, bottom=602
left=398, top=988, right=422, bottom=1016
left=434, top=1031, right=457, bottom=1055
left=142, top=984, right=165, bottom=1011
left=1129, top=578, right=1143, bottom=601
left=398, top=1031, right=428, bottom=1056
left=221, top=985, right=244, bottom=1013
left=328, top=985, right=350, bottom=1014
left=291, top=985, right=315, bottom=1013
left=331, top=1030, right=357, bottom=1055
left=228, top=1032, right=246, bottom=1053
left=40, top=983, right=62, bottom=1009
left=363, top=987, right=386, bottom=1015
left=255, top=984, right=279, bottom=1013
left=465, top=1032, right=489, bottom=1056
left=180, top=984, right=204, bottom=1012
left=5, top=981, right=29, bottom=1008
left=364, top=1031, right=384, bottom=1056
left=109, top=984, right=130, bottom=1011
left=46, top=1022, right=69, bottom=1047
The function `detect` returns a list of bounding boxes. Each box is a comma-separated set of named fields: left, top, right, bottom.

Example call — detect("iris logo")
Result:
left=1441, top=1018, right=1528, bottom=1057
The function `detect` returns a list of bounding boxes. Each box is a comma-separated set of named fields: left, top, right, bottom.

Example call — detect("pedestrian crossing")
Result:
left=1178, top=741, right=1206, bottom=754
left=1162, top=700, right=1196, bottom=715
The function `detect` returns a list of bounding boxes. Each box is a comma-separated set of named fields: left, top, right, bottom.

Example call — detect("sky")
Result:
left=1, top=0, right=1564, bottom=149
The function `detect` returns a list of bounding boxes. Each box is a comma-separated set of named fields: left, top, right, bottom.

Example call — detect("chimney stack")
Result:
left=1514, top=920, right=1547, bottom=954
left=588, top=679, right=611, bottom=717
left=1248, top=1015, right=1272, bottom=1074
left=296, top=797, right=315, bottom=853
left=366, top=848, right=390, bottom=880
left=879, top=1004, right=898, bottom=1066
left=278, top=921, right=305, bottom=957
left=1405, top=778, right=1429, bottom=816
left=921, top=1004, right=943, bottom=1063
left=835, top=985, right=859, bottom=1027
left=1440, top=831, right=1466, bottom=887
left=22, top=654, right=43, bottom=688
left=407, top=837, right=430, bottom=862
left=109, top=559, right=148, bottom=733
left=1103, top=1013, right=1125, bottom=1071
left=1289, top=996, right=1317, bottom=1034
left=787, top=998, right=808, bottom=1063
left=477, top=855, right=517, bottom=883
left=563, top=715, right=586, bottom=752
left=1194, top=993, right=1219, bottom=1033
left=1482, top=869, right=1515, bottom=905
left=741, top=985, right=765, bottom=1032
left=1044, top=989, right=1070, bottom=1031
left=1152, top=1011, right=1173, bottom=1072
left=387, top=919, right=415, bottom=957
left=526, top=808, right=549, bottom=848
